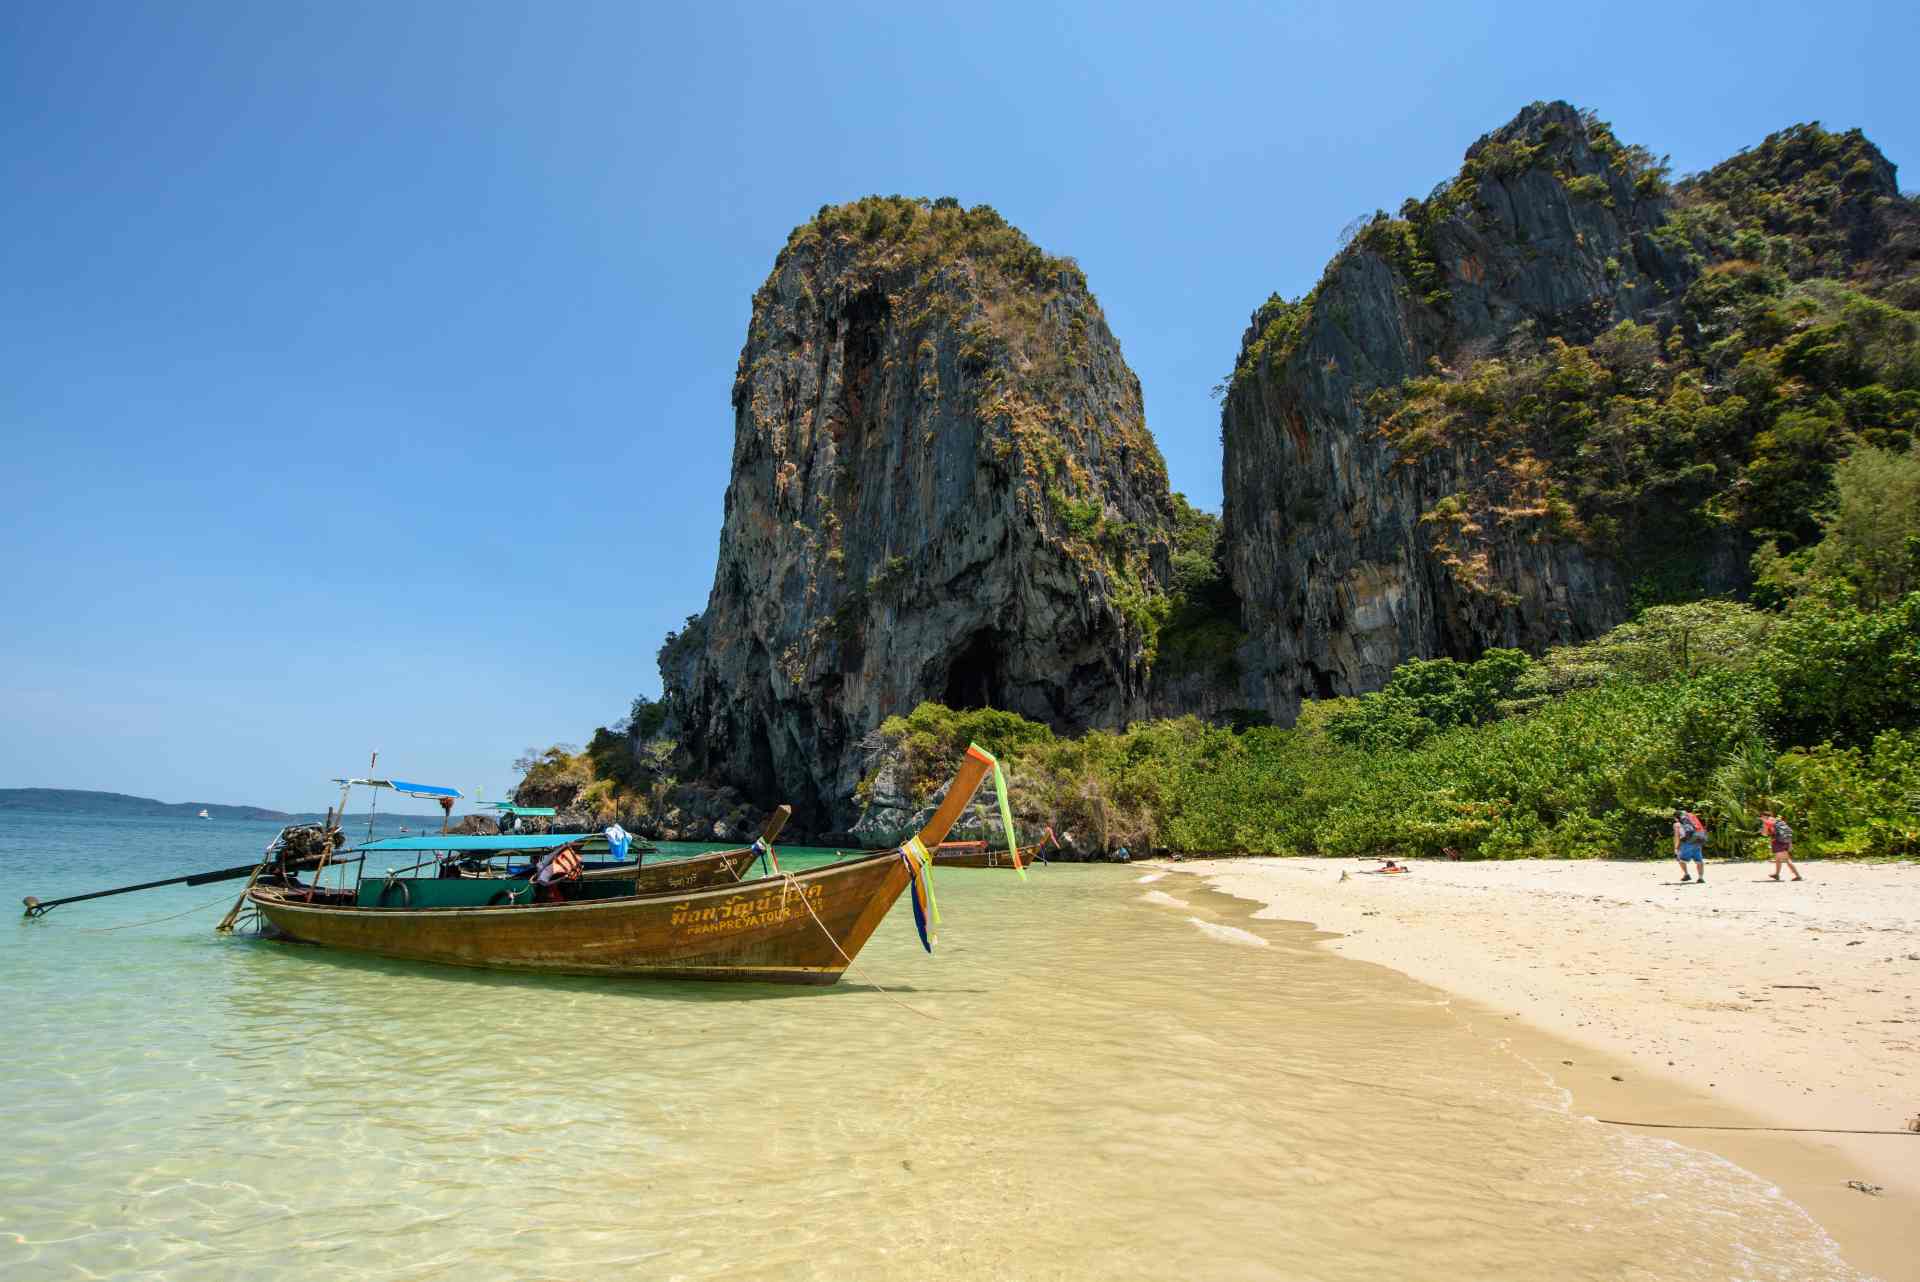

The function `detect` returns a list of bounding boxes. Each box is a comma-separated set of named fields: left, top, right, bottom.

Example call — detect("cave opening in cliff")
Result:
left=941, top=629, right=1007, bottom=712
left=839, top=289, right=890, bottom=430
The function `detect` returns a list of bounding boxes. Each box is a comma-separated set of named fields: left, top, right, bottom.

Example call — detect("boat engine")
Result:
left=277, top=823, right=345, bottom=869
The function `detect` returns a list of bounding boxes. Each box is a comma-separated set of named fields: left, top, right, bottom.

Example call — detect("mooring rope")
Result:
left=777, top=867, right=940, bottom=1022
left=56, top=892, right=239, bottom=933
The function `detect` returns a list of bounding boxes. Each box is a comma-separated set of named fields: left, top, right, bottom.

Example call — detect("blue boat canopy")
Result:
left=333, top=778, right=463, bottom=800
left=353, top=833, right=604, bottom=853
left=384, top=779, right=462, bottom=800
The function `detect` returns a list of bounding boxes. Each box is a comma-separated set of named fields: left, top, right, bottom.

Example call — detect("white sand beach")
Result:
left=1174, top=856, right=1920, bottom=1280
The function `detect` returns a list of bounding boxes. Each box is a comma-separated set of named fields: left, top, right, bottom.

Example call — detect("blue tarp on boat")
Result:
left=332, top=778, right=464, bottom=800
left=384, top=780, right=462, bottom=800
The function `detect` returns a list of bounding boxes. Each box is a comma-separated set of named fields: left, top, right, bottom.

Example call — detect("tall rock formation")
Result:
left=662, top=198, right=1177, bottom=831
left=1220, top=101, right=1914, bottom=721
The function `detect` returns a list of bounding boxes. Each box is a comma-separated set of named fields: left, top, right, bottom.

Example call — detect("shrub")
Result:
left=1758, top=593, right=1920, bottom=746
left=1805, top=444, right=1920, bottom=606
left=1563, top=173, right=1609, bottom=202
left=1326, top=649, right=1531, bottom=749
left=1776, top=731, right=1920, bottom=855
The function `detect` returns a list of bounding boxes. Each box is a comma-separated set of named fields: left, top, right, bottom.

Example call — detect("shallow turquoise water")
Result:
left=1, top=810, right=1867, bottom=1280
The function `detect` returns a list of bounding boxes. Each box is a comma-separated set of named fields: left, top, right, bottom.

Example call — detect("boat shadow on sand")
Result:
left=226, top=931, right=988, bottom=1003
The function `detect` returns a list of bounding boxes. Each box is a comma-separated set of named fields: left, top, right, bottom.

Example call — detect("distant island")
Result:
left=0, top=788, right=447, bottom=824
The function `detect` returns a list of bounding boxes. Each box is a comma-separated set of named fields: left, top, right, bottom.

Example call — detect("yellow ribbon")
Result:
left=901, top=834, right=940, bottom=929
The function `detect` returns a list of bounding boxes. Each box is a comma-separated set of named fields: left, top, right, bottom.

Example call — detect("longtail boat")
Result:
left=240, top=750, right=998, bottom=983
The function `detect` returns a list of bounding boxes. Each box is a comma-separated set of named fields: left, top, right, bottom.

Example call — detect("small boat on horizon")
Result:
left=197, top=809, right=210, bottom=819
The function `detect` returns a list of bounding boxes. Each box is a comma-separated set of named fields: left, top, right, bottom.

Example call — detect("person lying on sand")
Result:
left=1357, top=860, right=1409, bottom=875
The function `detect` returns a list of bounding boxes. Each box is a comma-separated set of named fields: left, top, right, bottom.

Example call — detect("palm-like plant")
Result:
left=1709, top=740, right=1791, bottom=856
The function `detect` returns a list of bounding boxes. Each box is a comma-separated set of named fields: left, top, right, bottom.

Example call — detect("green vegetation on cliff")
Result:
left=1377, top=274, right=1917, bottom=577
left=785, top=195, right=1083, bottom=291
left=512, top=695, right=676, bottom=825
left=1662, top=123, right=1916, bottom=300
left=1365, top=119, right=1919, bottom=599
left=1153, top=493, right=1244, bottom=682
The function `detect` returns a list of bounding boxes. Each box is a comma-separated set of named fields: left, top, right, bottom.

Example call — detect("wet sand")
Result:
left=1171, top=856, right=1920, bottom=1282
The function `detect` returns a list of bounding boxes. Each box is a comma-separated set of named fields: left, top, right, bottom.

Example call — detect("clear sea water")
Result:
left=0, top=809, right=1867, bottom=1280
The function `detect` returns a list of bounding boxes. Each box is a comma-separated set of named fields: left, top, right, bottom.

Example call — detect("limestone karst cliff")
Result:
left=1220, top=101, right=1917, bottom=723
left=533, top=105, right=1915, bottom=834
left=660, top=197, right=1180, bottom=831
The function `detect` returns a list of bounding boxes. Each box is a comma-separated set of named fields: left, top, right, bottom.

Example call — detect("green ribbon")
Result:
left=991, top=760, right=1026, bottom=881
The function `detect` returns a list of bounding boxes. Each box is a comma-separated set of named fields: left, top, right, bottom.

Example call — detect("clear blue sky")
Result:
left=4, top=0, right=1913, bottom=810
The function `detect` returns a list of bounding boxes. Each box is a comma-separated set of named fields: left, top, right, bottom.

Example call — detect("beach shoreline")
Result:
left=1166, top=856, right=1920, bottom=1282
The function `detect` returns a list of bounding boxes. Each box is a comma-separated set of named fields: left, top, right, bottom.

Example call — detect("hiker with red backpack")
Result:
left=1758, top=810, right=1803, bottom=881
left=1672, top=807, right=1709, bottom=883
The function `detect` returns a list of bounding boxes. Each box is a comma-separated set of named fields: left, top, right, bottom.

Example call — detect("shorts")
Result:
left=1678, top=845, right=1704, bottom=863
left=1770, top=844, right=1793, bottom=857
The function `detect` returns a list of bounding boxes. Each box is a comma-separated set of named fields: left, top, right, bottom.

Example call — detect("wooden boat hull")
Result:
left=249, top=850, right=909, bottom=984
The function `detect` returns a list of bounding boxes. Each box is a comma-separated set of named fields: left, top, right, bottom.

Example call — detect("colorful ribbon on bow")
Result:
left=899, top=833, right=939, bottom=953
left=752, top=835, right=779, bottom=876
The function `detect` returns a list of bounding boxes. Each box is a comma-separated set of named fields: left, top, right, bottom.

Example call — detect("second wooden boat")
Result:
left=933, top=830, right=1056, bottom=869
left=431, top=808, right=790, bottom=890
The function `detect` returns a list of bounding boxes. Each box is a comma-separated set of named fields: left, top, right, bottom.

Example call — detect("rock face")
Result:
left=1221, top=102, right=1702, bottom=721
left=663, top=198, right=1177, bottom=831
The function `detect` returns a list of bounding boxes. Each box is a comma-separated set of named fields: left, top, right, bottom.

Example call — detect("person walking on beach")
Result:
left=1673, top=807, right=1709, bottom=883
left=1759, top=810, right=1802, bottom=881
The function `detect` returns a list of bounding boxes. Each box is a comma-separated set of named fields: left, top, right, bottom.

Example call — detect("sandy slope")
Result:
left=1173, top=856, right=1920, bottom=1277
